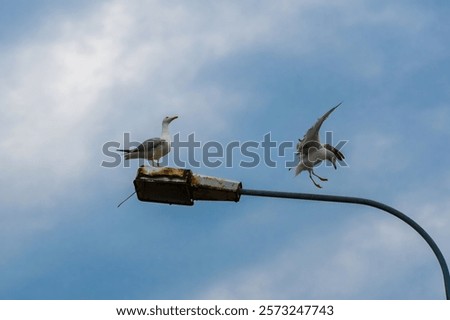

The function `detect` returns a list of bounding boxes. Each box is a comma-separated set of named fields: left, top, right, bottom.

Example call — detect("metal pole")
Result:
left=240, top=188, right=450, bottom=300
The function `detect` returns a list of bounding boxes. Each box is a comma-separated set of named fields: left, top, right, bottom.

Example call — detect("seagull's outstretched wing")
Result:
left=297, top=102, right=342, bottom=157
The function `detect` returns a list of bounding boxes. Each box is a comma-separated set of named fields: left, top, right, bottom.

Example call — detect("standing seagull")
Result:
left=117, top=115, right=178, bottom=167
left=293, top=103, right=345, bottom=188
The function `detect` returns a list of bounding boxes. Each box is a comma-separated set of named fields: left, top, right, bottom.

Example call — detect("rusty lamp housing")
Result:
left=133, top=167, right=242, bottom=206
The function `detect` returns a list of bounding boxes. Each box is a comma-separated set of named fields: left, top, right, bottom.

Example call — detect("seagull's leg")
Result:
left=308, top=171, right=322, bottom=188
left=311, top=170, right=328, bottom=181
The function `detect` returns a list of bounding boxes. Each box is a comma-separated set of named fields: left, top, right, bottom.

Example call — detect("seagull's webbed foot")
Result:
left=312, top=170, right=328, bottom=182
left=309, top=172, right=322, bottom=188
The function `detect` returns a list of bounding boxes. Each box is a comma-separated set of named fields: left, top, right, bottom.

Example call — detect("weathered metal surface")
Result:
left=191, top=174, right=241, bottom=202
left=133, top=167, right=242, bottom=205
left=134, top=167, right=194, bottom=205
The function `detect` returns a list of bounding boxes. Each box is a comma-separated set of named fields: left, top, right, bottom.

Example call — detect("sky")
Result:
left=1, top=0, right=450, bottom=299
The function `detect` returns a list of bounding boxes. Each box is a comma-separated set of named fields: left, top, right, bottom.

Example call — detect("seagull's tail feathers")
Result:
left=294, top=163, right=306, bottom=177
left=289, top=154, right=301, bottom=171
left=117, top=149, right=135, bottom=160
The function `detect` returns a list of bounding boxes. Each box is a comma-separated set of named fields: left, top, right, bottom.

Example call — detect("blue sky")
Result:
left=1, top=0, right=450, bottom=299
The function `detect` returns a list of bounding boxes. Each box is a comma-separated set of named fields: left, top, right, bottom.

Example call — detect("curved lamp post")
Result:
left=131, top=167, right=450, bottom=299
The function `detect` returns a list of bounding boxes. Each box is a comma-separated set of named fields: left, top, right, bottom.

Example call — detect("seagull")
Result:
left=117, top=115, right=178, bottom=167
left=292, top=103, right=345, bottom=188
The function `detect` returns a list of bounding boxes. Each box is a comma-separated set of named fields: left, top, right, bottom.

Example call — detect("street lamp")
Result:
left=132, top=167, right=450, bottom=300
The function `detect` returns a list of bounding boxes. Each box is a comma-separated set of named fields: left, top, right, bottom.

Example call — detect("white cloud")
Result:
left=0, top=2, right=135, bottom=205
left=1, top=0, right=436, bottom=205
left=1, top=0, right=322, bottom=260
left=0, top=1, right=273, bottom=208
left=0, top=1, right=342, bottom=207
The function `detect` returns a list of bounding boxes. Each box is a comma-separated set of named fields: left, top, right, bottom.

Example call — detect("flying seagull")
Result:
left=293, top=103, right=345, bottom=188
left=117, top=115, right=178, bottom=167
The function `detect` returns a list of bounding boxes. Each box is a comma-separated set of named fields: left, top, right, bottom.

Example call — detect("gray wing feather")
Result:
left=297, top=102, right=342, bottom=157
left=129, top=137, right=164, bottom=153
left=141, top=138, right=164, bottom=151
left=117, top=137, right=164, bottom=153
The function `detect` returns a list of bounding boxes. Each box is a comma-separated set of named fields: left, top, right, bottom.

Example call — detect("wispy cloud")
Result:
left=1, top=0, right=438, bottom=206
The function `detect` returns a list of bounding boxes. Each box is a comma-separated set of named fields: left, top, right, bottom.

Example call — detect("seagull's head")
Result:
left=331, top=157, right=337, bottom=169
left=324, top=143, right=341, bottom=169
left=163, top=115, right=178, bottom=124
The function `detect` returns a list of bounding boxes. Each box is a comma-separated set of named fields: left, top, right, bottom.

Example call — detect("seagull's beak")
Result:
left=169, top=116, right=178, bottom=122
